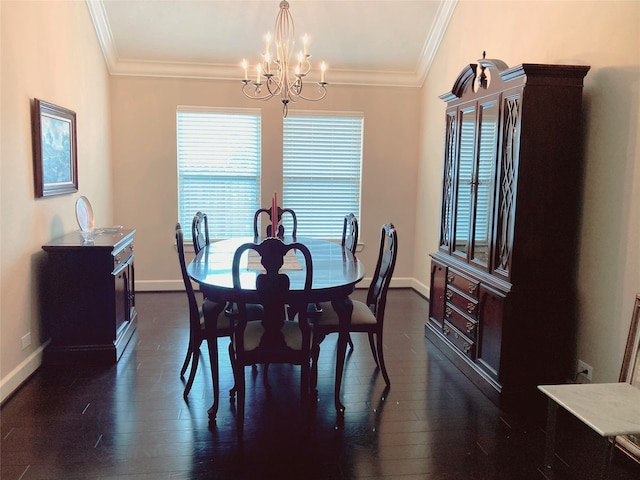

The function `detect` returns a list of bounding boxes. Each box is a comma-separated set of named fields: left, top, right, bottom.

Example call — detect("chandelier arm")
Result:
left=295, top=87, right=328, bottom=102
left=241, top=81, right=276, bottom=101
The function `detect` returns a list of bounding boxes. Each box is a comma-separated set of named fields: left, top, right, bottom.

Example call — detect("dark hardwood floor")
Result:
left=2, top=289, right=638, bottom=479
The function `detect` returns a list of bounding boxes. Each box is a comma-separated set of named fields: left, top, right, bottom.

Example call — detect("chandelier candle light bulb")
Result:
left=240, top=0, right=328, bottom=117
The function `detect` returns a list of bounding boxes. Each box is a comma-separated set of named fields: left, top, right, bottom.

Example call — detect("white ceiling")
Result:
left=87, top=0, right=457, bottom=87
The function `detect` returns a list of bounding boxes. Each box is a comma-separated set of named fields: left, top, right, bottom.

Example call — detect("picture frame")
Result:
left=31, top=98, right=78, bottom=197
left=616, top=293, right=640, bottom=464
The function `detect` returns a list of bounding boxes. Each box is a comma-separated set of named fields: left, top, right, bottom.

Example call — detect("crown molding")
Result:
left=416, top=0, right=457, bottom=85
left=87, top=0, right=457, bottom=88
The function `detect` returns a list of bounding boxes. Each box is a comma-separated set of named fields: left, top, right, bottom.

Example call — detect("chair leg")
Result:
left=228, top=342, right=237, bottom=400
left=310, top=342, right=320, bottom=390
left=228, top=341, right=237, bottom=399
left=183, top=344, right=200, bottom=399
left=262, top=363, right=272, bottom=392
left=367, top=332, right=379, bottom=367
left=180, top=335, right=194, bottom=378
left=236, top=365, right=246, bottom=439
left=300, top=359, right=310, bottom=402
left=375, top=332, right=390, bottom=386
left=206, top=337, right=220, bottom=421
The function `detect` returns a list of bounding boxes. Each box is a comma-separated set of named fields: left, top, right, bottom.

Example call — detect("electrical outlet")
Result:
left=21, top=332, right=31, bottom=350
left=577, top=359, right=593, bottom=382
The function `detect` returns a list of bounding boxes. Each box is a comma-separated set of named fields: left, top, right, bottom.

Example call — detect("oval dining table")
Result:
left=187, top=235, right=365, bottom=416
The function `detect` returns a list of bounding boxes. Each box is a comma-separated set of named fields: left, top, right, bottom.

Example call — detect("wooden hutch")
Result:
left=426, top=55, right=590, bottom=409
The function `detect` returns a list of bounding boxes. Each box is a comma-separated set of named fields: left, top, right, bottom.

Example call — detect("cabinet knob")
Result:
left=467, top=303, right=476, bottom=314
left=468, top=283, right=477, bottom=294
left=466, top=322, right=475, bottom=333
left=446, top=290, right=453, bottom=300
left=447, top=272, right=455, bottom=283
left=445, top=307, right=452, bottom=318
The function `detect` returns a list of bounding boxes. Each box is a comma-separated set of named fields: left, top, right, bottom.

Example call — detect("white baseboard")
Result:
left=0, top=340, right=49, bottom=404
left=137, top=279, right=184, bottom=291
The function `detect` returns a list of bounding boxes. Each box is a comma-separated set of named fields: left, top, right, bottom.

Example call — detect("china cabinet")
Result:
left=42, top=229, right=137, bottom=364
left=426, top=55, right=590, bottom=408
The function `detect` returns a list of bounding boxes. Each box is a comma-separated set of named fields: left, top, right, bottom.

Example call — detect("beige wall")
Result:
left=415, top=0, right=640, bottom=383
left=110, top=77, right=421, bottom=292
left=0, top=1, right=112, bottom=401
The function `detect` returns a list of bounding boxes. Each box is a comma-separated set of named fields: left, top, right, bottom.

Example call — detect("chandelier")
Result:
left=241, top=0, right=328, bottom=117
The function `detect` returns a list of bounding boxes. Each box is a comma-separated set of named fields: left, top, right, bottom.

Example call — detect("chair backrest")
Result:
left=191, top=211, right=209, bottom=255
left=366, top=223, right=398, bottom=321
left=175, top=223, right=201, bottom=334
left=253, top=207, right=298, bottom=239
left=620, top=294, right=640, bottom=386
left=342, top=213, right=359, bottom=255
left=616, top=294, right=640, bottom=461
left=232, top=237, right=312, bottom=355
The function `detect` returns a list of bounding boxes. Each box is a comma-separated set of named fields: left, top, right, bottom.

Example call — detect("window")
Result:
left=283, top=111, right=363, bottom=239
left=176, top=107, right=261, bottom=239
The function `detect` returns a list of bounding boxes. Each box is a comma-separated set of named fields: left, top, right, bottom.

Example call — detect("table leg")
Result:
left=332, top=297, right=353, bottom=414
left=542, top=398, right=559, bottom=478
left=600, top=436, right=615, bottom=480
left=205, top=301, right=227, bottom=422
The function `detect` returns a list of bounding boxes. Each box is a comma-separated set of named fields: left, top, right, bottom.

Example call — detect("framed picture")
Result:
left=31, top=99, right=78, bottom=197
left=616, top=293, right=640, bottom=464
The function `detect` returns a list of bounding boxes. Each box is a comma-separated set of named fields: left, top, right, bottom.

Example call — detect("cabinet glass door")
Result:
left=471, top=101, right=498, bottom=267
left=439, top=112, right=457, bottom=252
left=453, top=107, right=476, bottom=258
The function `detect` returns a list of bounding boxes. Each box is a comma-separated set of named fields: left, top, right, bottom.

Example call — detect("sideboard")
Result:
left=42, top=228, right=136, bottom=364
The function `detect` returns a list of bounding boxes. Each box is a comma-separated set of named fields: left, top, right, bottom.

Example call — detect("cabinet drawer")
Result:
left=443, top=320, right=475, bottom=359
left=113, top=242, right=134, bottom=274
left=445, top=304, right=478, bottom=339
left=446, top=287, right=478, bottom=319
left=446, top=269, right=479, bottom=299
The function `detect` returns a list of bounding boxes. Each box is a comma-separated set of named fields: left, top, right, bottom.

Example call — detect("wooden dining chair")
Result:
left=310, top=223, right=398, bottom=390
left=253, top=206, right=298, bottom=238
left=310, top=213, right=360, bottom=348
left=190, top=211, right=263, bottom=377
left=342, top=212, right=359, bottom=255
left=191, top=211, right=209, bottom=255
left=229, top=237, right=313, bottom=438
left=175, top=223, right=234, bottom=420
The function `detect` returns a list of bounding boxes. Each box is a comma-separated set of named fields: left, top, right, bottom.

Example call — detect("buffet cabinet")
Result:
left=42, top=229, right=137, bottom=364
left=426, top=55, right=590, bottom=408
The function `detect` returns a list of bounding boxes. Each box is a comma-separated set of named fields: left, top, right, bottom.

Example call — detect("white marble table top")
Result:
left=538, top=383, right=640, bottom=437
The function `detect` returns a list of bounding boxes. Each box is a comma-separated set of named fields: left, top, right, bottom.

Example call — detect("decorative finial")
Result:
left=477, top=52, right=488, bottom=90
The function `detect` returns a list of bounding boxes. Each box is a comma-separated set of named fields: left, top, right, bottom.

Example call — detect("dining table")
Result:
left=187, top=235, right=365, bottom=415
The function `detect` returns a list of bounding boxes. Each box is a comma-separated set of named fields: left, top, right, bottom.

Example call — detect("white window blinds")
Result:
left=283, top=111, right=363, bottom=239
left=176, top=107, right=261, bottom=239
